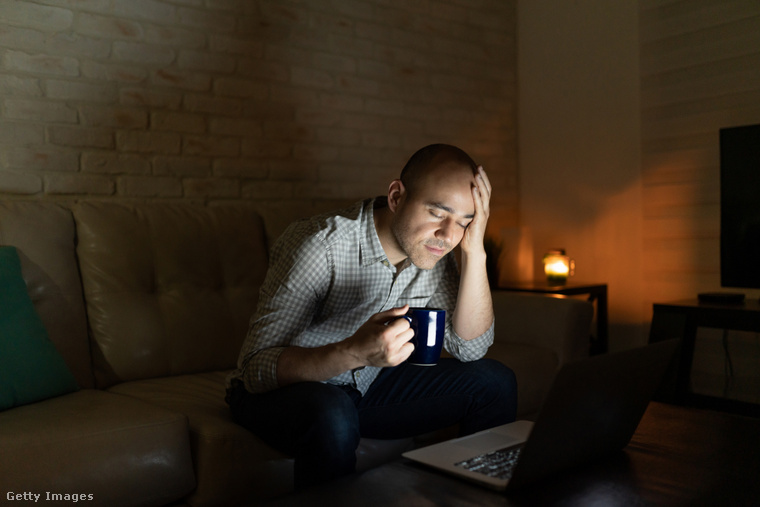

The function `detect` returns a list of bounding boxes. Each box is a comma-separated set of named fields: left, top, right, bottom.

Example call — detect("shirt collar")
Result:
left=361, top=197, right=393, bottom=268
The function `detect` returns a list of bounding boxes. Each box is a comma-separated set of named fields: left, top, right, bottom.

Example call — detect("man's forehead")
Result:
left=418, top=160, right=476, bottom=186
left=408, top=160, right=477, bottom=215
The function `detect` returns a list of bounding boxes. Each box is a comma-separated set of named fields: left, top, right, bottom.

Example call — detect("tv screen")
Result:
left=720, top=123, right=760, bottom=289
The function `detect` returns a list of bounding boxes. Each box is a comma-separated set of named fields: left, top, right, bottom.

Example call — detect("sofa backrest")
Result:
left=73, top=202, right=269, bottom=388
left=0, top=201, right=94, bottom=389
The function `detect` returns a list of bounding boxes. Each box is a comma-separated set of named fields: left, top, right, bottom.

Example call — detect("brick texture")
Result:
left=0, top=0, right=517, bottom=231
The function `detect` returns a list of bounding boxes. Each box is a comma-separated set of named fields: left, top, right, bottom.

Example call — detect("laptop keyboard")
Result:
left=454, top=446, right=523, bottom=480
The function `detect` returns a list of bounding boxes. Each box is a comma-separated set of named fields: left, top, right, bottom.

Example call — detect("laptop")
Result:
left=402, top=339, right=679, bottom=491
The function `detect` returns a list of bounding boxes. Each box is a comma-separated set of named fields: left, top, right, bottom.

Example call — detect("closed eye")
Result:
left=427, top=203, right=473, bottom=229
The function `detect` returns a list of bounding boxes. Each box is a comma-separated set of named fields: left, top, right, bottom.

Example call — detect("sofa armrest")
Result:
left=491, top=291, right=594, bottom=366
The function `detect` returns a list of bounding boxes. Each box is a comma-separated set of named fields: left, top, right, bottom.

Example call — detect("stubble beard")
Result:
left=391, top=219, right=451, bottom=271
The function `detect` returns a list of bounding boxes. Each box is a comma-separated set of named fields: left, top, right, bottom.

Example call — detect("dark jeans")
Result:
left=227, top=358, right=517, bottom=490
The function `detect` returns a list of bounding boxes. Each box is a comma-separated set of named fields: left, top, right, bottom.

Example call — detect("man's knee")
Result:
left=296, top=384, right=361, bottom=454
left=306, top=386, right=361, bottom=432
left=232, top=382, right=361, bottom=457
left=289, top=384, right=361, bottom=488
left=482, top=358, right=517, bottom=398
left=477, top=358, right=517, bottom=387
left=455, top=358, right=516, bottom=389
left=459, top=358, right=518, bottom=417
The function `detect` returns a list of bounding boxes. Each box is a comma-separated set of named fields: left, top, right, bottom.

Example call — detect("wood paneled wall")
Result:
left=640, top=0, right=760, bottom=303
left=641, top=0, right=760, bottom=400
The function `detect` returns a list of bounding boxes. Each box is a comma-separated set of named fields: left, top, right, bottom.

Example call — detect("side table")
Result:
left=496, top=281, right=608, bottom=355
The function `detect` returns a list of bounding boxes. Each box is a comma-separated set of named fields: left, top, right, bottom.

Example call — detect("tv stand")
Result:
left=697, top=292, right=745, bottom=304
left=649, top=298, right=760, bottom=417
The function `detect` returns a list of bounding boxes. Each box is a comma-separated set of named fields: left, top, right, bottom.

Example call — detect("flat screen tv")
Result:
left=720, top=123, right=760, bottom=290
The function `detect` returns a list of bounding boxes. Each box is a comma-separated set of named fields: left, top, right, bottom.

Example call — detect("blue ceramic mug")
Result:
left=401, top=307, right=445, bottom=366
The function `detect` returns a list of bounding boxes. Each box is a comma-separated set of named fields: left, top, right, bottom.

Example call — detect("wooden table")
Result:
left=262, top=402, right=760, bottom=506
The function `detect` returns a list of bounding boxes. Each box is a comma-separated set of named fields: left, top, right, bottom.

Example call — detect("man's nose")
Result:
left=436, top=219, right=456, bottom=243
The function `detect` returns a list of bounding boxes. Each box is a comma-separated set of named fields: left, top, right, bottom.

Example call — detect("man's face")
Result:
left=391, top=162, right=476, bottom=270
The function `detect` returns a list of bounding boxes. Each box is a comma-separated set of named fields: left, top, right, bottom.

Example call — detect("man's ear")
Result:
left=387, top=179, right=406, bottom=213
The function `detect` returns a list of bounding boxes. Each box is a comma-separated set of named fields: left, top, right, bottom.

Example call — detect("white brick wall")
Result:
left=0, top=0, right=517, bottom=230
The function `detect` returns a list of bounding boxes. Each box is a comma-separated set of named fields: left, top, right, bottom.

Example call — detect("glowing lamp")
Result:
left=543, top=249, right=574, bottom=285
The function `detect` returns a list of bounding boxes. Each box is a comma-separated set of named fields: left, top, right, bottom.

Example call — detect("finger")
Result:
left=386, top=315, right=412, bottom=334
left=467, top=187, right=489, bottom=243
left=477, top=166, right=492, bottom=196
left=375, top=305, right=409, bottom=322
left=390, top=304, right=409, bottom=314
left=394, top=325, right=414, bottom=342
left=475, top=168, right=491, bottom=213
left=386, top=339, right=415, bottom=365
left=472, top=183, right=488, bottom=218
left=474, top=184, right=491, bottom=220
left=384, top=322, right=414, bottom=363
left=471, top=184, right=481, bottom=213
left=391, top=341, right=415, bottom=365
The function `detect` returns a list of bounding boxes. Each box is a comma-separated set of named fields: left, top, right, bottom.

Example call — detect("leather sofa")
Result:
left=0, top=200, right=592, bottom=506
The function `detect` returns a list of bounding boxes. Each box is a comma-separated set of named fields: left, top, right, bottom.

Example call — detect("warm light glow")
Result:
left=543, top=249, right=573, bottom=284
left=545, top=259, right=569, bottom=276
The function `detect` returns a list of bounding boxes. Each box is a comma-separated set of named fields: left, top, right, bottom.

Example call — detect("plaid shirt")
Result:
left=227, top=198, right=494, bottom=395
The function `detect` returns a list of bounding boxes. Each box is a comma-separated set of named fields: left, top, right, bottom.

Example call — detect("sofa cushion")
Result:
left=73, top=203, right=268, bottom=387
left=491, top=292, right=593, bottom=366
left=0, top=246, right=78, bottom=410
left=110, top=371, right=293, bottom=505
left=486, top=341, right=560, bottom=420
left=0, top=389, right=196, bottom=507
left=0, top=201, right=93, bottom=388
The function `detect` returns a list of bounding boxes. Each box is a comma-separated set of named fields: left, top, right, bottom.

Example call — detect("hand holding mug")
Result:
left=346, top=306, right=415, bottom=368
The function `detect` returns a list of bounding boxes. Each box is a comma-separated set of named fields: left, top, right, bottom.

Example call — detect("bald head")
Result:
left=399, top=144, right=478, bottom=195
left=379, top=144, right=481, bottom=269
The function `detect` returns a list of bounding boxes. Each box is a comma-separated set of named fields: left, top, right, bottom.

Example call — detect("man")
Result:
left=226, top=144, right=517, bottom=489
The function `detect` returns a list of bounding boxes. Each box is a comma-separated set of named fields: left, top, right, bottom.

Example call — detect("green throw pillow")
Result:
left=0, top=246, right=78, bottom=411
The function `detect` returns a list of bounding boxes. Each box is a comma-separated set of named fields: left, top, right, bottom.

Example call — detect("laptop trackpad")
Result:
left=454, top=431, right=521, bottom=452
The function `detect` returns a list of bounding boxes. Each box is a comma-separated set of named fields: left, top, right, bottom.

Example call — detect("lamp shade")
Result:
left=543, top=249, right=573, bottom=285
